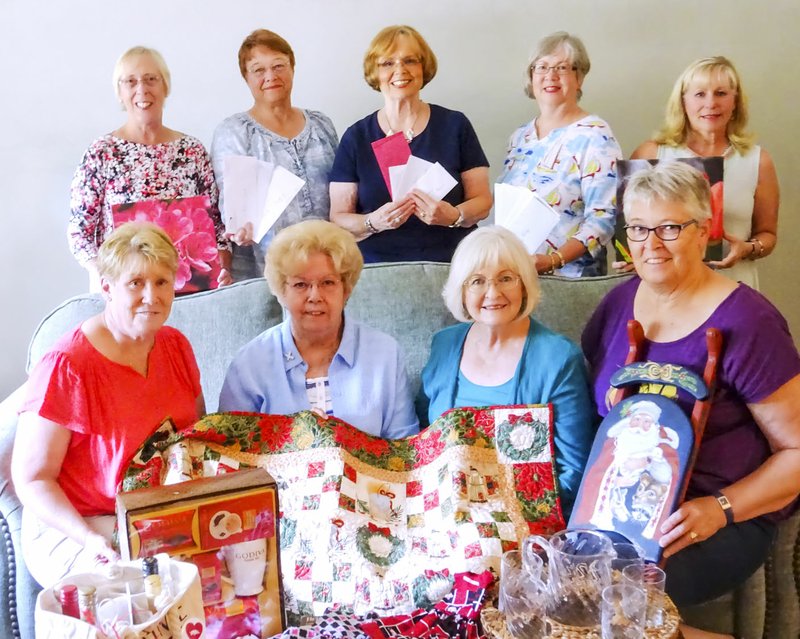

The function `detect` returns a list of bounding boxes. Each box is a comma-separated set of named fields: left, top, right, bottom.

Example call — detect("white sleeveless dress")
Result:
left=657, top=144, right=761, bottom=290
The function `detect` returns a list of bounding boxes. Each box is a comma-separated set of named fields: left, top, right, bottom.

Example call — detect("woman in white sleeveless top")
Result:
left=631, top=56, right=778, bottom=290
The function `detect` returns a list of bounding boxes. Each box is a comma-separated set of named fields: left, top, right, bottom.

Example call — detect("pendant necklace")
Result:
left=384, top=106, right=420, bottom=142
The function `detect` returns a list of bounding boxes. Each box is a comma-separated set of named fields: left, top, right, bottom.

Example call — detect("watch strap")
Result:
left=713, top=490, right=734, bottom=525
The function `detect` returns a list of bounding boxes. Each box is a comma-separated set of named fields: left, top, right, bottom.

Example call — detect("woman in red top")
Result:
left=12, top=222, right=204, bottom=586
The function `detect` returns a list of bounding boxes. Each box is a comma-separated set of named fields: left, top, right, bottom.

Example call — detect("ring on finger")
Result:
left=689, top=531, right=699, bottom=542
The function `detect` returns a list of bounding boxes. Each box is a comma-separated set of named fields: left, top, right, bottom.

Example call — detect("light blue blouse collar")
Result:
left=278, top=311, right=356, bottom=372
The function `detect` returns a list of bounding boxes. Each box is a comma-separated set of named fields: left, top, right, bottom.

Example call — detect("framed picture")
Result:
left=112, top=195, right=220, bottom=294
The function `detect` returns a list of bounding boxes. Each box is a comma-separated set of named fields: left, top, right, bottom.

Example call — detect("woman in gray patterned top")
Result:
left=212, top=29, right=339, bottom=282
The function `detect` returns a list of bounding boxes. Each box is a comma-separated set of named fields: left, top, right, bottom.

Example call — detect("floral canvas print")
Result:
left=112, top=195, right=220, bottom=293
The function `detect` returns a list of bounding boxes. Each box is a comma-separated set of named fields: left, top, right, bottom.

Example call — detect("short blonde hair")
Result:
left=363, top=25, right=438, bottom=92
left=654, top=56, right=754, bottom=153
left=96, top=222, right=179, bottom=281
left=443, top=226, right=540, bottom=323
left=524, top=31, right=591, bottom=100
left=265, top=220, right=364, bottom=303
left=237, top=29, right=295, bottom=79
left=113, top=46, right=171, bottom=101
left=624, top=161, right=712, bottom=224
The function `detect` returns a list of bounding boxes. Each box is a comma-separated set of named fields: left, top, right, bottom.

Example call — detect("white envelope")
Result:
left=256, top=166, right=305, bottom=243
left=494, top=183, right=560, bottom=253
left=222, top=155, right=305, bottom=242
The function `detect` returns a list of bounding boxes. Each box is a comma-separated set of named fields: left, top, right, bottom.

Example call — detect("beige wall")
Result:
left=1, top=0, right=798, bottom=397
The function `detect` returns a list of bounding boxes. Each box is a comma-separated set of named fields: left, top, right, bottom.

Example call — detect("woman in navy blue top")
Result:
left=330, top=25, right=492, bottom=263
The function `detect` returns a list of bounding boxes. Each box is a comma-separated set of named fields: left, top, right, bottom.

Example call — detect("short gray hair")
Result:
left=442, top=226, right=540, bottom=323
left=624, top=161, right=712, bottom=223
left=524, top=31, right=591, bottom=100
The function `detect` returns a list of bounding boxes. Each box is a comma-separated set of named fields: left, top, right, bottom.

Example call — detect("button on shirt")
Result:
left=210, top=110, right=339, bottom=250
left=218, top=314, right=419, bottom=439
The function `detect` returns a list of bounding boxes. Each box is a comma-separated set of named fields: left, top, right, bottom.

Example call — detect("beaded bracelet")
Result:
left=364, top=216, right=378, bottom=234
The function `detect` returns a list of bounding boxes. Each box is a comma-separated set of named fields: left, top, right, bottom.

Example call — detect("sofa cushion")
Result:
left=26, top=279, right=282, bottom=412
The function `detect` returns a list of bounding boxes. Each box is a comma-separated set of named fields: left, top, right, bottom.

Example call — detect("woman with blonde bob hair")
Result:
left=330, top=25, right=492, bottom=264
left=13, top=222, right=204, bottom=586
left=419, top=226, right=594, bottom=513
left=632, top=56, right=779, bottom=290
left=219, top=220, right=418, bottom=439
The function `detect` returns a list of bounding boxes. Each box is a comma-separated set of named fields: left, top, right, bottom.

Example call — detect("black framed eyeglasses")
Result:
left=623, top=220, right=698, bottom=242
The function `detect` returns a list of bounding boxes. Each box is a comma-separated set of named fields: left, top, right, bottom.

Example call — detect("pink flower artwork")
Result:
left=112, top=195, right=220, bottom=293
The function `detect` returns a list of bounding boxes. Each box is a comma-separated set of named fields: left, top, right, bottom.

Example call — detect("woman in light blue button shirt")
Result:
left=212, top=29, right=339, bottom=281
left=219, top=220, right=419, bottom=439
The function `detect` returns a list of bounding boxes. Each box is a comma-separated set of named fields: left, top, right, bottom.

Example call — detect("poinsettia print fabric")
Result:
left=68, top=134, right=225, bottom=266
left=123, top=405, right=565, bottom=619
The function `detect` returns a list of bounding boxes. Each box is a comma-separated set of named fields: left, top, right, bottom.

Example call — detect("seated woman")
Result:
left=12, top=222, right=204, bottom=586
left=69, top=46, right=230, bottom=291
left=582, top=161, right=800, bottom=635
left=329, top=25, right=492, bottom=263
left=219, top=219, right=418, bottom=439
left=418, top=226, right=594, bottom=514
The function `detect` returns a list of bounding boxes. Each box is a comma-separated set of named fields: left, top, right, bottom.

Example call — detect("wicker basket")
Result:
left=481, top=594, right=681, bottom=639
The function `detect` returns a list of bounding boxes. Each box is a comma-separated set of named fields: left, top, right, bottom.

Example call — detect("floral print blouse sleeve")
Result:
left=68, top=135, right=225, bottom=266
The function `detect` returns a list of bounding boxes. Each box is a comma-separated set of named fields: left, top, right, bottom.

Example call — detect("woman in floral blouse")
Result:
left=68, top=46, right=230, bottom=291
left=497, top=32, right=622, bottom=277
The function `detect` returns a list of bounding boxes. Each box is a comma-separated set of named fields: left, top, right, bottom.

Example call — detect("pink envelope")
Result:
left=371, top=132, right=412, bottom=198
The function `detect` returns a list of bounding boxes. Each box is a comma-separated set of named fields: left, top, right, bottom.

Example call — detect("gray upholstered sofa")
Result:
left=0, top=263, right=797, bottom=638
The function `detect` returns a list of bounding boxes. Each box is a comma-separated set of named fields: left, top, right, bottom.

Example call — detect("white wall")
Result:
left=2, top=0, right=799, bottom=398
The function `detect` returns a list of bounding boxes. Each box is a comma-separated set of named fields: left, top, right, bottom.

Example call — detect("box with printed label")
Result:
left=116, top=468, right=284, bottom=637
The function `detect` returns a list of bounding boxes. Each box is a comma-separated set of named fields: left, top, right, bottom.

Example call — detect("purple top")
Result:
left=582, top=277, right=800, bottom=521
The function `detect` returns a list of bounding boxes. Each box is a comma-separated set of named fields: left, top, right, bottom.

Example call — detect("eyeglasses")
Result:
left=463, top=274, right=521, bottom=295
left=247, top=62, right=291, bottom=78
left=531, top=63, right=577, bottom=75
left=624, top=220, right=699, bottom=242
left=285, top=277, right=342, bottom=293
left=377, top=56, right=422, bottom=70
left=118, top=74, right=162, bottom=90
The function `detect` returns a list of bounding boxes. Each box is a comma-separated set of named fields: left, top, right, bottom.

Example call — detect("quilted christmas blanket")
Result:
left=122, top=405, right=565, bottom=619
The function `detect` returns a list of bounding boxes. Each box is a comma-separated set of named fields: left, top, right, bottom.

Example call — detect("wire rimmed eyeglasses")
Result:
left=463, top=274, right=521, bottom=294
left=530, top=63, right=577, bottom=75
left=623, top=220, right=698, bottom=242
left=118, top=74, right=162, bottom=90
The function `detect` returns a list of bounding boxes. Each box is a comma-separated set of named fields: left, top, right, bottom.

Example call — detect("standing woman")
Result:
left=212, top=29, right=339, bottom=281
left=498, top=32, right=622, bottom=277
left=330, top=25, right=492, bottom=263
left=631, top=56, right=779, bottom=290
left=69, top=46, right=230, bottom=291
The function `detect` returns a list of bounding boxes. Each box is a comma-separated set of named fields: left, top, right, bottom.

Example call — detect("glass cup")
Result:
left=500, top=550, right=548, bottom=638
left=622, top=564, right=666, bottom=628
left=601, top=584, right=647, bottom=639
left=611, top=542, right=644, bottom=584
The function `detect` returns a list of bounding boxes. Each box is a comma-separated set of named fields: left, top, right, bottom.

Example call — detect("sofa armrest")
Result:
left=0, top=384, right=39, bottom=639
